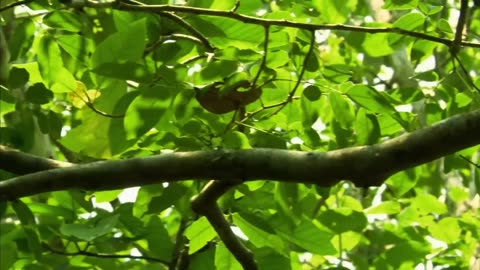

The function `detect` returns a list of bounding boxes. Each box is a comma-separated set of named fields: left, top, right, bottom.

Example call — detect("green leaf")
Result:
left=60, top=214, right=119, bottom=241
left=189, top=17, right=263, bottom=49
left=291, top=220, right=336, bottom=255
left=355, top=109, right=380, bottom=145
left=271, top=215, right=336, bottom=255
left=384, top=241, right=430, bottom=268
left=11, top=200, right=41, bottom=259
left=145, top=216, right=174, bottom=261
left=410, top=194, right=448, bottom=215
left=386, top=171, right=416, bottom=196
left=12, top=62, right=43, bottom=84
left=384, top=0, right=418, bottom=10
left=347, top=85, right=408, bottom=129
left=11, top=200, right=36, bottom=225
left=418, top=3, right=443, bottom=15
left=91, top=19, right=147, bottom=67
left=7, top=67, right=29, bottom=89
left=50, top=68, right=77, bottom=93
left=94, top=190, right=123, bottom=203
left=312, top=0, right=357, bottom=23
left=393, top=13, right=425, bottom=31
left=25, top=83, right=53, bottom=104
left=303, top=85, right=322, bottom=101
left=274, top=182, right=299, bottom=218
left=266, top=50, right=290, bottom=68
left=366, top=201, right=401, bottom=215
left=36, top=36, right=64, bottom=87
left=437, top=19, right=453, bottom=34
left=412, top=71, right=438, bottom=82
left=43, top=10, right=83, bottom=32
left=147, top=184, right=188, bottom=214
left=362, top=33, right=395, bottom=57
left=329, top=91, right=355, bottom=129
left=57, top=34, right=95, bottom=62
left=0, top=87, right=16, bottom=103
left=0, top=243, right=16, bottom=270
left=331, top=231, right=362, bottom=252
left=428, top=217, right=461, bottom=244
left=185, top=217, right=217, bottom=254
left=199, top=60, right=238, bottom=83
left=233, top=213, right=286, bottom=252
left=305, top=51, right=320, bottom=72
left=124, top=83, right=174, bottom=139
left=223, top=131, right=251, bottom=149
left=318, top=208, right=368, bottom=234
left=215, top=242, right=243, bottom=270
left=189, top=248, right=215, bottom=269
left=92, top=62, right=153, bottom=82
left=256, top=247, right=291, bottom=270
left=447, top=186, right=469, bottom=203
left=26, top=202, right=74, bottom=219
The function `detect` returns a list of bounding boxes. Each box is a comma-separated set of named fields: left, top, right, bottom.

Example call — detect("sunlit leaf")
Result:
left=185, top=217, right=217, bottom=254
left=91, top=19, right=147, bottom=67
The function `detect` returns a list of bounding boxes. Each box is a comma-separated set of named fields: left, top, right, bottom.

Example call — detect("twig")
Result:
left=119, top=0, right=214, bottom=51
left=452, top=53, right=480, bottom=92
left=145, top=33, right=205, bottom=55
left=170, top=218, right=190, bottom=270
left=231, top=0, right=240, bottom=12
left=72, top=88, right=125, bottom=118
left=451, top=0, right=469, bottom=54
left=43, top=244, right=170, bottom=265
left=269, top=30, right=315, bottom=116
left=114, top=2, right=480, bottom=49
left=159, top=12, right=215, bottom=51
left=0, top=0, right=33, bottom=13
left=459, top=154, right=480, bottom=169
left=252, top=25, right=270, bottom=88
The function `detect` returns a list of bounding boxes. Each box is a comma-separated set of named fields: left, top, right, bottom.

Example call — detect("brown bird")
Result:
left=194, top=80, right=262, bottom=114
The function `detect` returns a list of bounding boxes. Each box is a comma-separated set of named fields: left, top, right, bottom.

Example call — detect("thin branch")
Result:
left=50, top=137, right=79, bottom=163
left=252, top=25, right=270, bottom=88
left=270, top=30, right=315, bottom=116
left=459, top=154, right=480, bottom=169
left=159, top=12, right=214, bottom=52
left=170, top=218, right=190, bottom=270
left=181, top=54, right=208, bottom=65
left=231, top=0, right=240, bottom=12
left=289, top=30, right=316, bottom=98
left=84, top=102, right=126, bottom=118
left=113, top=2, right=480, bottom=49
left=452, top=53, right=480, bottom=92
left=0, top=0, right=33, bottom=13
left=120, top=0, right=214, bottom=51
left=145, top=33, right=205, bottom=55
left=43, top=243, right=170, bottom=265
left=451, top=0, right=469, bottom=54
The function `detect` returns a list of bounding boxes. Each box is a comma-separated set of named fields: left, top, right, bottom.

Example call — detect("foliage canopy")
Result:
left=1, top=0, right=480, bottom=269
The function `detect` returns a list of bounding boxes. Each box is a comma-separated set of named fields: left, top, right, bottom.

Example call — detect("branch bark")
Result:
left=114, top=2, right=480, bottom=48
left=1, top=109, right=480, bottom=199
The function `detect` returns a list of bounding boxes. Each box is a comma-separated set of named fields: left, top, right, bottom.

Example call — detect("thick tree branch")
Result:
left=191, top=181, right=257, bottom=269
left=0, top=146, right=72, bottom=174
left=1, top=110, right=480, bottom=199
